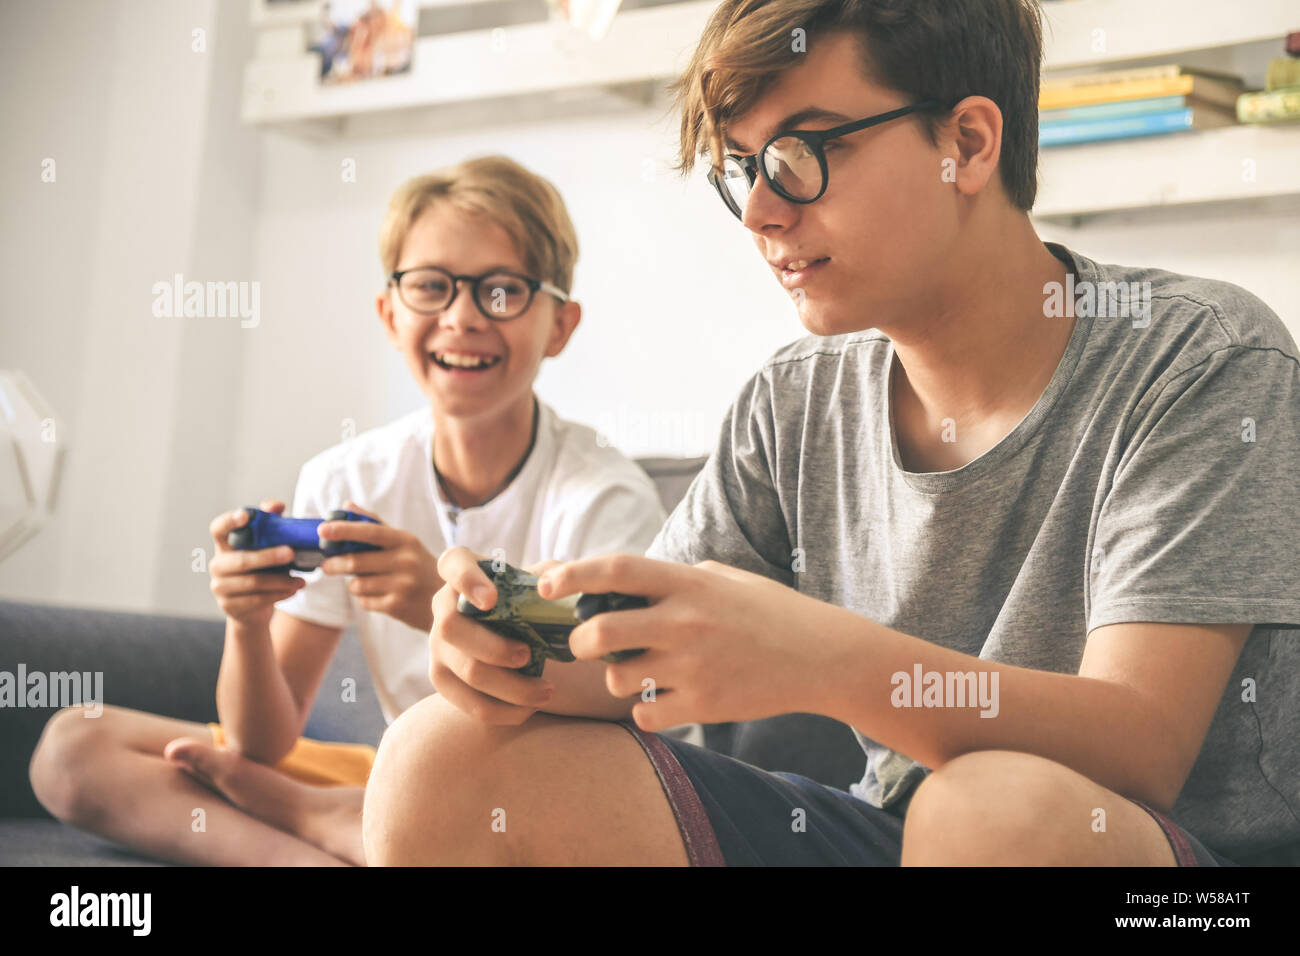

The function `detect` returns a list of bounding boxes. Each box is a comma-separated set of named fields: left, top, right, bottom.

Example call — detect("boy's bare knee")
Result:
left=376, top=693, right=507, bottom=774
left=364, top=694, right=594, bottom=864
left=29, top=706, right=110, bottom=823
left=364, top=694, right=504, bottom=864
left=902, top=751, right=1113, bottom=865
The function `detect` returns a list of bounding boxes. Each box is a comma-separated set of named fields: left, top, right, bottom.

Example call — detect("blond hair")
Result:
left=379, top=155, right=580, bottom=292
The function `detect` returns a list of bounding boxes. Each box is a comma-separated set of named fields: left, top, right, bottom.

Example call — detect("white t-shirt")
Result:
left=274, top=399, right=667, bottom=724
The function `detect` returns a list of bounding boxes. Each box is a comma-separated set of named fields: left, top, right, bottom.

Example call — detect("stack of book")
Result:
left=1039, top=66, right=1243, bottom=148
left=1236, top=32, right=1300, bottom=124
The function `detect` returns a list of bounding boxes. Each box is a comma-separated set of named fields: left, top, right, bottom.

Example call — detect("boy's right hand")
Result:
left=208, top=499, right=306, bottom=630
left=430, top=547, right=557, bottom=725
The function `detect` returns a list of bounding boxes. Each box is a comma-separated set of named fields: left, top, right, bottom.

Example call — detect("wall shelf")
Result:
left=1034, top=0, right=1299, bottom=221
left=241, top=0, right=716, bottom=133
left=241, top=0, right=1300, bottom=219
left=1033, top=124, right=1300, bottom=220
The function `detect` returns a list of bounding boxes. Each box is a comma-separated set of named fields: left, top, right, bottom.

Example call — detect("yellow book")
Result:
left=1041, top=65, right=1240, bottom=93
left=1042, top=65, right=1182, bottom=92
left=1040, top=74, right=1244, bottom=111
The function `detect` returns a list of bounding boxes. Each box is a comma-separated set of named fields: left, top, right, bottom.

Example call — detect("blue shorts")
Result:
left=618, top=721, right=1237, bottom=867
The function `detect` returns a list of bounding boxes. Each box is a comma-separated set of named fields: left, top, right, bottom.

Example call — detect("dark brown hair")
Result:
left=669, top=0, right=1044, bottom=210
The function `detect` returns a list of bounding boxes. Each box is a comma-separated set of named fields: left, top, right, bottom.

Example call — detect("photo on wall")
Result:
left=309, top=0, right=416, bottom=84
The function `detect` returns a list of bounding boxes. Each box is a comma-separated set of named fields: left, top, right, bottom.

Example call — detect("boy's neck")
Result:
left=886, top=212, right=1074, bottom=473
left=432, top=395, right=538, bottom=509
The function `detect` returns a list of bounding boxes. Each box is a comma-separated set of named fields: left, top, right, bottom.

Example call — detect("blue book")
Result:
left=1040, top=95, right=1188, bottom=123
left=1040, top=106, right=1235, bottom=147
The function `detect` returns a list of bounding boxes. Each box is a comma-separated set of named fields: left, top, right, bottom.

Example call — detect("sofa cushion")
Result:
left=636, top=456, right=709, bottom=515
left=0, top=599, right=385, bottom=820
left=0, top=819, right=165, bottom=867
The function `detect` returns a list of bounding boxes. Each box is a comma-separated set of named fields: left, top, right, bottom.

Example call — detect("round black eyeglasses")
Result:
left=390, top=266, right=569, bottom=321
left=707, top=100, right=946, bottom=220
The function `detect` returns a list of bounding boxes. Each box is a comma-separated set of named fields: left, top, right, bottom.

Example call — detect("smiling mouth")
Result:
left=430, top=351, right=502, bottom=371
left=782, top=257, right=830, bottom=275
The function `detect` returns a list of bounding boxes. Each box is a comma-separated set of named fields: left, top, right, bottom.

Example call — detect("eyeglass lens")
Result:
left=722, top=136, right=824, bottom=216
left=398, top=269, right=533, bottom=318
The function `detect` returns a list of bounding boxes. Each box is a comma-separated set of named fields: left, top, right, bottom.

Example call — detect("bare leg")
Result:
left=900, top=749, right=1178, bottom=865
left=164, top=737, right=364, bottom=866
left=29, top=705, right=350, bottom=866
left=363, top=694, right=689, bottom=865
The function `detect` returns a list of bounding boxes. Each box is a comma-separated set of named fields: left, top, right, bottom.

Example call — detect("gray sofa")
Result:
left=0, top=457, right=865, bottom=865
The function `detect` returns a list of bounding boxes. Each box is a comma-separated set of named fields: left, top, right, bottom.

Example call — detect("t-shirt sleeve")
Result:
left=273, top=460, right=355, bottom=630
left=1088, top=345, right=1300, bottom=633
left=553, top=480, right=667, bottom=562
left=645, top=369, right=795, bottom=585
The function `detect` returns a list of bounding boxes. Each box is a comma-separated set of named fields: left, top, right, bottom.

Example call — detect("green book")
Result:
left=1266, top=58, right=1300, bottom=92
left=1237, top=88, right=1300, bottom=124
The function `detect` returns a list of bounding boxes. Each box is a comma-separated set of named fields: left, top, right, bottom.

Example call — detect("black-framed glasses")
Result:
left=389, top=266, right=569, bottom=320
left=707, top=100, right=947, bottom=221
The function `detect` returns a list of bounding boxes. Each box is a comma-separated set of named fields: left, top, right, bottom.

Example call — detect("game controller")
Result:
left=227, top=507, right=382, bottom=573
left=456, top=559, right=648, bottom=677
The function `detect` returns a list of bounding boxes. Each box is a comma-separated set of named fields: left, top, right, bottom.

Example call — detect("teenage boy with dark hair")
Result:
left=362, top=0, right=1300, bottom=866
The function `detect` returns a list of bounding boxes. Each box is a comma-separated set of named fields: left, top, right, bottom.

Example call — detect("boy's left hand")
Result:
left=537, top=555, right=834, bottom=731
left=318, top=500, right=442, bottom=632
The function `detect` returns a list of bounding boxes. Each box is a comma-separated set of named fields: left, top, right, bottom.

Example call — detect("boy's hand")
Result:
left=208, top=499, right=306, bottom=630
left=318, top=500, right=442, bottom=633
left=429, top=547, right=559, bottom=725
left=538, top=555, right=831, bottom=732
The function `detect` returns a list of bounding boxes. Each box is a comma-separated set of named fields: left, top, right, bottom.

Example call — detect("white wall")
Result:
left=0, top=0, right=249, bottom=616
left=2, top=0, right=1298, bottom=617
left=1038, top=197, right=1300, bottom=319
left=236, top=100, right=798, bottom=507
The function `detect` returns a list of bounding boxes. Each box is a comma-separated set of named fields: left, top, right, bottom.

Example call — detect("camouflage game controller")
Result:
left=456, top=559, right=648, bottom=677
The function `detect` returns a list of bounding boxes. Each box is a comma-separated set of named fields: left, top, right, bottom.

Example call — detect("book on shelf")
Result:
left=1041, top=64, right=1241, bottom=92
left=1041, top=94, right=1195, bottom=124
left=1234, top=36, right=1300, bottom=125
left=1265, top=58, right=1300, bottom=92
left=1236, top=88, right=1300, bottom=124
left=1039, top=71, right=1245, bottom=111
left=1039, top=106, right=1237, bottom=148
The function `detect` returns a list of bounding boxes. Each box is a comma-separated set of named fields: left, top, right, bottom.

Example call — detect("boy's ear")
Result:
left=376, top=287, right=400, bottom=347
left=944, top=95, right=1003, bottom=199
left=543, top=299, right=582, bottom=358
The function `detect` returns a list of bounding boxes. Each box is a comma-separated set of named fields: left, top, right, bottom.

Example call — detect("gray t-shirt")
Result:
left=646, top=243, right=1300, bottom=861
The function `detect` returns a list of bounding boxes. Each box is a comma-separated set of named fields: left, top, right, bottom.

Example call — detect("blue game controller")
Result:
left=227, top=507, right=382, bottom=573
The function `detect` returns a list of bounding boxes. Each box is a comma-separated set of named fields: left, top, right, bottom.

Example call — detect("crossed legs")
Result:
left=30, top=698, right=1177, bottom=866
left=29, top=705, right=364, bottom=866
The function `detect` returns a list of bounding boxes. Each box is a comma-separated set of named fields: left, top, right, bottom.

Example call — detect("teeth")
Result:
left=786, top=259, right=810, bottom=272
left=436, top=351, right=496, bottom=369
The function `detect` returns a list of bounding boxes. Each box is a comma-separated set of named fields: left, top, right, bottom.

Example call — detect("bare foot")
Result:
left=164, top=737, right=366, bottom=866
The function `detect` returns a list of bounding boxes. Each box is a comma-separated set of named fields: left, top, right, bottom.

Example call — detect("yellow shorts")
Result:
left=207, top=723, right=376, bottom=787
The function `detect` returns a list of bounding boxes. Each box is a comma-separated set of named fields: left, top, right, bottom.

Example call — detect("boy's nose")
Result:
left=440, top=287, right=491, bottom=331
left=742, top=174, right=798, bottom=234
